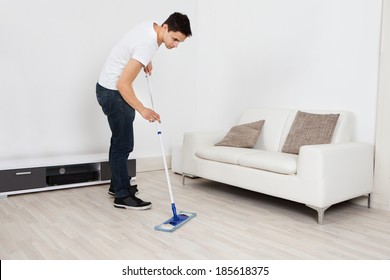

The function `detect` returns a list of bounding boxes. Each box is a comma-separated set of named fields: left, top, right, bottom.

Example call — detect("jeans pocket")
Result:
left=96, top=84, right=112, bottom=116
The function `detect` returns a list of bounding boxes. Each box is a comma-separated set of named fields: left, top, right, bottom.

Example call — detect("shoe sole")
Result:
left=109, top=191, right=139, bottom=197
left=113, top=203, right=152, bottom=210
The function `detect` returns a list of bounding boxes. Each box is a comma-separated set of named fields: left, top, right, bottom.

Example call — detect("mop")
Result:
left=145, top=75, right=196, bottom=232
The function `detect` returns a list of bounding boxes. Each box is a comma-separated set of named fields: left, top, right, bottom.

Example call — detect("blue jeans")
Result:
left=96, top=83, right=135, bottom=198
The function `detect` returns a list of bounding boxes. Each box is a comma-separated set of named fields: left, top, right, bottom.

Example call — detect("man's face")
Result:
left=163, top=26, right=187, bottom=49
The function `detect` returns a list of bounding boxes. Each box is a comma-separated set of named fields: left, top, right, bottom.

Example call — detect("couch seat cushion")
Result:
left=196, top=146, right=298, bottom=175
left=238, top=150, right=298, bottom=174
left=196, top=146, right=258, bottom=164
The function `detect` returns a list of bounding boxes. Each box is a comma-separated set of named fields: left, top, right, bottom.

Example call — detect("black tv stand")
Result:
left=0, top=153, right=136, bottom=197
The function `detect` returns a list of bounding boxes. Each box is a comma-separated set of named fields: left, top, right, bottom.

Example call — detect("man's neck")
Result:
left=153, top=23, right=163, bottom=46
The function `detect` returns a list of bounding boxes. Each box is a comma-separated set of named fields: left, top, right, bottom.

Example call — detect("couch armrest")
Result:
left=297, top=142, right=374, bottom=205
left=181, top=130, right=226, bottom=175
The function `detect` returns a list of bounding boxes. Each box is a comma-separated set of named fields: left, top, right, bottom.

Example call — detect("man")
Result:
left=96, top=12, right=192, bottom=210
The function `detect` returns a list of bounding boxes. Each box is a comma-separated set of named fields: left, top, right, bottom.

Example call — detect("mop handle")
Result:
left=145, top=75, right=175, bottom=206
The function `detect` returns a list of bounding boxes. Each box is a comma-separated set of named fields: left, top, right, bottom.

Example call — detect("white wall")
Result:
left=0, top=0, right=383, bottom=163
left=0, top=0, right=198, bottom=161
left=195, top=0, right=382, bottom=144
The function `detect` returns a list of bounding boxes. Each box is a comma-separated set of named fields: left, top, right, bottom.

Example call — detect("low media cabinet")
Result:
left=0, top=153, right=135, bottom=198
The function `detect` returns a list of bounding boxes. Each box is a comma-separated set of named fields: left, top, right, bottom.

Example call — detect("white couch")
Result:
left=181, top=108, right=374, bottom=224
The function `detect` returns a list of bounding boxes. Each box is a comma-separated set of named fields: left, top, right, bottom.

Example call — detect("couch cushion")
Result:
left=215, top=120, right=265, bottom=148
left=282, top=111, right=340, bottom=154
left=238, top=151, right=298, bottom=174
left=196, top=146, right=258, bottom=165
left=196, top=146, right=298, bottom=175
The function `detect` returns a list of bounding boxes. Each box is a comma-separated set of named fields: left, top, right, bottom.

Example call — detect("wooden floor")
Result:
left=1, top=170, right=390, bottom=260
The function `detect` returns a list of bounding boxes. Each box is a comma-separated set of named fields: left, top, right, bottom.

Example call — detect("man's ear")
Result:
left=162, top=23, right=169, bottom=32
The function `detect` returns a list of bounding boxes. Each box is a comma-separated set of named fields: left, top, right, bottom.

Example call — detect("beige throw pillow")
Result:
left=215, top=120, right=265, bottom=148
left=282, top=111, right=340, bottom=154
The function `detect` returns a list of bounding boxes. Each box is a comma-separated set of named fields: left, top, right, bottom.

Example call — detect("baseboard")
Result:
left=136, top=156, right=171, bottom=172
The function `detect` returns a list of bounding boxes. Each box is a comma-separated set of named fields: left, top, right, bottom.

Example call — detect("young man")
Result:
left=96, top=12, right=192, bottom=210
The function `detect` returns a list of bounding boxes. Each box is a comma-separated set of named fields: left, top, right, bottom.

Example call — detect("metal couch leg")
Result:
left=181, top=173, right=197, bottom=185
left=182, top=173, right=186, bottom=185
left=306, top=205, right=330, bottom=225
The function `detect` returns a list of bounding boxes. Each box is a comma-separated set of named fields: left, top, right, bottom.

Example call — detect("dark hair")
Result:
left=163, top=12, right=192, bottom=37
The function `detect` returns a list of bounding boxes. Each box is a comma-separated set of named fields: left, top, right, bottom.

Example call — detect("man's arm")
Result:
left=117, top=58, right=160, bottom=122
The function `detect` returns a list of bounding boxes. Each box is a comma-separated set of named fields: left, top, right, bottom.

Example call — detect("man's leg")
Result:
left=96, top=83, right=150, bottom=210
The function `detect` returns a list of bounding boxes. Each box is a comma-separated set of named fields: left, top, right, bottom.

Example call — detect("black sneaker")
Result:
left=114, top=195, right=152, bottom=210
left=108, top=185, right=138, bottom=196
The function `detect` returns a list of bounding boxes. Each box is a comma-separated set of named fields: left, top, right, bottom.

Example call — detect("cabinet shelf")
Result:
left=0, top=153, right=135, bottom=197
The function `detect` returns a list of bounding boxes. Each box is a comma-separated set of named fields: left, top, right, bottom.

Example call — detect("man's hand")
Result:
left=141, top=107, right=160, bottom=123
left=144, top=62, right=153, bottom=76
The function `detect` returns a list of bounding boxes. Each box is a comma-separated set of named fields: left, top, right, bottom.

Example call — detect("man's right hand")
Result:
left=141, top=107, right=160, bottom=123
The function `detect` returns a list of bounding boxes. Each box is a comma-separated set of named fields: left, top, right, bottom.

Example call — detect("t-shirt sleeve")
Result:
left=132, top=43, right=156, bottom=67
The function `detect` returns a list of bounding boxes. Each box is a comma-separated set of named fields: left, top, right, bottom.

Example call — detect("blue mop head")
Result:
left=154, top=210, right=197, bottom=232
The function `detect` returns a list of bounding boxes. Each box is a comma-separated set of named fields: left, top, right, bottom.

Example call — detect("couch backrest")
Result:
left=239, top=108, right=293, bottom=152
left=239, top=108, right=354, bottom=152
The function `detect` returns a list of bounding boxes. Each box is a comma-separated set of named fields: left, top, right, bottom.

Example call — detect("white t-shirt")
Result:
left=98, top=21, right=159, bottom=90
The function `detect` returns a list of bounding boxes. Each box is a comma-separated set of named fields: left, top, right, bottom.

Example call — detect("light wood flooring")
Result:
left=1, top=170, right=390, bottom=260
